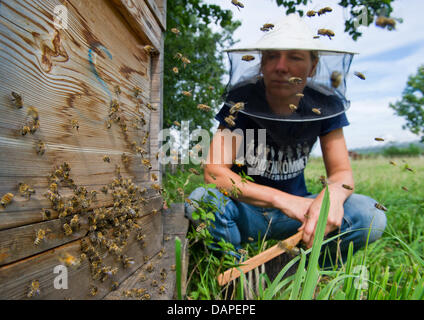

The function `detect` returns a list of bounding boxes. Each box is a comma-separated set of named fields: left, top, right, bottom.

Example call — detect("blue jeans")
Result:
left=185, top=187, right=387, bottom=268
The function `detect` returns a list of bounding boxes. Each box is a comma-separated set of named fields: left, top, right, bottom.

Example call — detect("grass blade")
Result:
left=175, top=236, right=182, bottom=300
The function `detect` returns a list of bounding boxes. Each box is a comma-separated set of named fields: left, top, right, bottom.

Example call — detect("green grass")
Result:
left=164, top=156, right=424, bottom=300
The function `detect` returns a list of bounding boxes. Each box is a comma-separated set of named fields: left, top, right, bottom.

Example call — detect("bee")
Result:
left=173, top=120, right=181, bottom=127
left=218, top=187, right=229, bottom=197
left=151, top=173, right=158, bottom=181
left=63, top=223, right=73, bottom=236
left=122, top=256, right=135, bottom=268
left=174, top=52, right=183, bottom=60
left=237, top=248, right=248, bottom=256
left=152, top=183, right=162, bottom=193
left=389, top=160, right=397, bottom=166
left=318, top=6, right=333, bottom=16
left=181, top=56, right=191, bottom=68
left=60, top=252, right=80, bottom=268
left=189, top=168, right=200, bottom=175
left=103, top=155, right=111, bottom=163
left=105, top=119, right=112, bottom=129
left=145, top=263, right=154, bottom=273
left=34, top=228, right=50, bottom=246
left=208, top=85, right=214, bottom=90
left=375, top=202, right=387, bottom=212
left=89, top=286, right=98, bottom=296
left=374, top=137, right=384, bottom=142
left=171, top=27, right=180, bottom=35
left=111, top=282, right=119, bottom=291
left=101, top=186, right=108, bottom=194
left=248, top=236, right=254, bottom=242
left=231, top=0, right=244, bottom=10
left=142, top=159, right=152, bottom=170
left=306, top=10, right=316, bottom=17
left=158, top=285, right=166, bottom=294
left=141, top=293, right=151, bottom=300
left=151, top=280, right=158, bottom=287
left=114, top=85, right=121, bottom=96
left=11, top=92, right=23, bottom=108
left=319, top=175, right=327, bottom=187
left=288, top=77, right=302, bottom=85
left=35, top=140, right=46, bottom=155
left=224, top=115, right=236, bottom=127
left=170, top=264, right=176, bottom=271
left=143, top=45, right=156, bottom=54
left=18, top=183, right=35, bottom=199
left=376, top=16, right=396, bottom=29
left=354, top=71, right=366, bottom=80
left=197, top=104, right=211, bottom=111
left=242, top=55, right=255, bottom=62
left=229, top=102, right=244, bottom=114
left=312, top=108, right=321, bottom=115
left=21, top=125, right=31, bottom=136
left=71, top=119, right=79, bottom=131
left=182, top=90, right=192, bottom=97
left=317, top=29, right=335, bottom=40
left=313, top=35, right=320, bottom=39
left=296, top=93, right=304, bottom=98
left=196, top=222, right=206, bottom=232
left=121, top=153, right=129, bottom=166
left=342, top=184, right=353, bottom=190
left=331, top=71, right=342, bottom=88
left=260, top=23, right=274, bottom=32
left=27, top=280, right=40, bottom=298
left=209, top=173, right=217, bottom=180
left=1, top=192, right=14, bottom=208
left=401, top=186, right=409, bottom=192
left=27, top=106, right=39, bottom=121
left=172, top=67, right=179, bottom=74
left=289, top=104, right=298, bottom=112
left=70, top=214, right=80, bottom=230
left=41, top=208, right=51, bottom=220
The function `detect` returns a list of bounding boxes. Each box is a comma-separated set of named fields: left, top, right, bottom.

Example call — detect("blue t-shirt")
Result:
left=215, top=81, right=349, bottom=196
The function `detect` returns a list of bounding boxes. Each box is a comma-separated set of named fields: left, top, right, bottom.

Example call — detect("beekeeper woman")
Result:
left=186, top=14, right=386, bottom=268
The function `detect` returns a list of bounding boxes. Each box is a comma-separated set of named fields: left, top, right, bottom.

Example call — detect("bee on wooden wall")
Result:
left=27, top=106, right=39, bottom=121
left=41, top=208, right=51, bottom=220
left=63, top=223, right=73, bottom=236
left=103, top=155, right=111, bottom=163
left=71, top=119, right=79, bottom=131
left=35, top=140, right=46, bottom=156
left=18, top=183, right=36, bottom=199
left=34, top=228, right=51, bottom=246
left=70, top=214, right=80, bottom=230
left=11, top=92, right=23, bottom=108
left=21, top=125, right=31, bottom=136
left=143, top=45, right=156, bottom=54
left=158, top=285, right=166, bottom=294
left=1, top=192, right=14, bottom=208
left=89, top=285, right=98, bottom=296
left=27, top=280, right=40, bottom=298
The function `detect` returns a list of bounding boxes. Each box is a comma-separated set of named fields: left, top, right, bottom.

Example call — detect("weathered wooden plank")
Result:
left=0, top=210, right=163, bottom=300
left=0, top=195, right=162, bottom=266
left=110, top=0, right=162, bottom=51
left=145, top=0, right=166, bottom=31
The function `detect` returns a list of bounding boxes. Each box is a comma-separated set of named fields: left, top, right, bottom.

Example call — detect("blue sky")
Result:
left=206, top=0, right=424, bottom=154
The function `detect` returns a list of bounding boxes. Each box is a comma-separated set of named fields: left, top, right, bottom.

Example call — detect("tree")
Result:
left=390, top=66, right=424, bottom=142
left=163, top=0, right=241, bottom=135
left=274, top=0, right=401, bottom=40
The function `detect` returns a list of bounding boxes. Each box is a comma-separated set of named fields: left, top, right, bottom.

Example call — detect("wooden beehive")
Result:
left=0, top=0, right=179, bottom=300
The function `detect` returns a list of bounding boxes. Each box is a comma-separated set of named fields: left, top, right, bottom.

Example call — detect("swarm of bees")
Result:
left=317, top=29, right=335, bottom=40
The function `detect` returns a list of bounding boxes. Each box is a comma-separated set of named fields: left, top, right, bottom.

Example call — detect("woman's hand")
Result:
left=298, top=185, right=346, bottom=248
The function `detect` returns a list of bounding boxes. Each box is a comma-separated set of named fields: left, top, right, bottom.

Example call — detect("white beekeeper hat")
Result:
left=222, top=14, right=358, bottom=122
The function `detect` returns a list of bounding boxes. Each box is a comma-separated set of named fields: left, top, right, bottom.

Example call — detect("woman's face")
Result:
left=261, top=50, right=317, bottom=100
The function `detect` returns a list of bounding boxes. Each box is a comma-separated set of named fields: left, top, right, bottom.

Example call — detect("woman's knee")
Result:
left=344, top=194, right=387, bottom=245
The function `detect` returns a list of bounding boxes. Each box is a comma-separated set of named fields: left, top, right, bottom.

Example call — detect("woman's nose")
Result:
left=274, top=55, right=289, bottom=73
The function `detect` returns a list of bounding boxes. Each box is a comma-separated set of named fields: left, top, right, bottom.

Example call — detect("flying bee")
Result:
left=11, top=91, right=23, bottom=108
left=181, top=56, right=191, bottom=68
left=319, top=175, right=327, bottom=187
left=354, top=71, right=366, bottom=80
left=374, top=137, right=384, bottom=142
left=171, top=27, right=180, bottom=35
left=224, top=115, right=236, bottom=127
left=260, top=23, right=274, bottom=31
left=1, top=192, right=14, bottom=208
left=289, top=104, right=298, bottom=112
left=63, top=223, right=73, bottom=236
left=143, top=45, right=156, bottom=54
left=189, top=168, right=200, bottom=175
left=60, top=252, right=80, bottom=268
left=21, top=125, right=31, bottom=136
left=331, top=71, right=342, bottom=88
left=34, top=228, right=51, bottom=246
left=241, top=55, right=255, bottom=62
left=35, top=140, right=46, bottom=155
left=27, top=280, right=40, bottom=298
left=182, top=90, right=192, bottom=97
left=375, top=202, right=387, bottom=212
left=401, top=186, right=409, bottom=192
left=174, top=52, right=183, bottom=60
left=238, top=248, right=248, bottom=256
left=318, top=6, right=333, bottom=16
left=389, top=160, right=397, bottom=166
left=248, top=236, right=254, bottom=242
left=312, top=108, right=321, bottom=115
left=103, top=155, right=111, bottom=163
left=196, top=222, right=206, bottom=233
left=288, top=77, right=302, bottom=85
left=342, top=184, right=353, bottom=191
left=197, top=104, right=211, bottom=111
left=296, top=93, right=304, bottom=97
left=317, top=29, right=335, bottom=39
left=229, top=102, right=244, bottom=114
left=306, top=10, right=316, bottom=17
left=173, top=120, right=181, bottom=127
left=71, top=119, right=79, bottom=131
left=376, top=16, right=396, bottom=29
left=231, top=0, right=244, bottom=10
left=172, top=67, right=179, bottom=74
